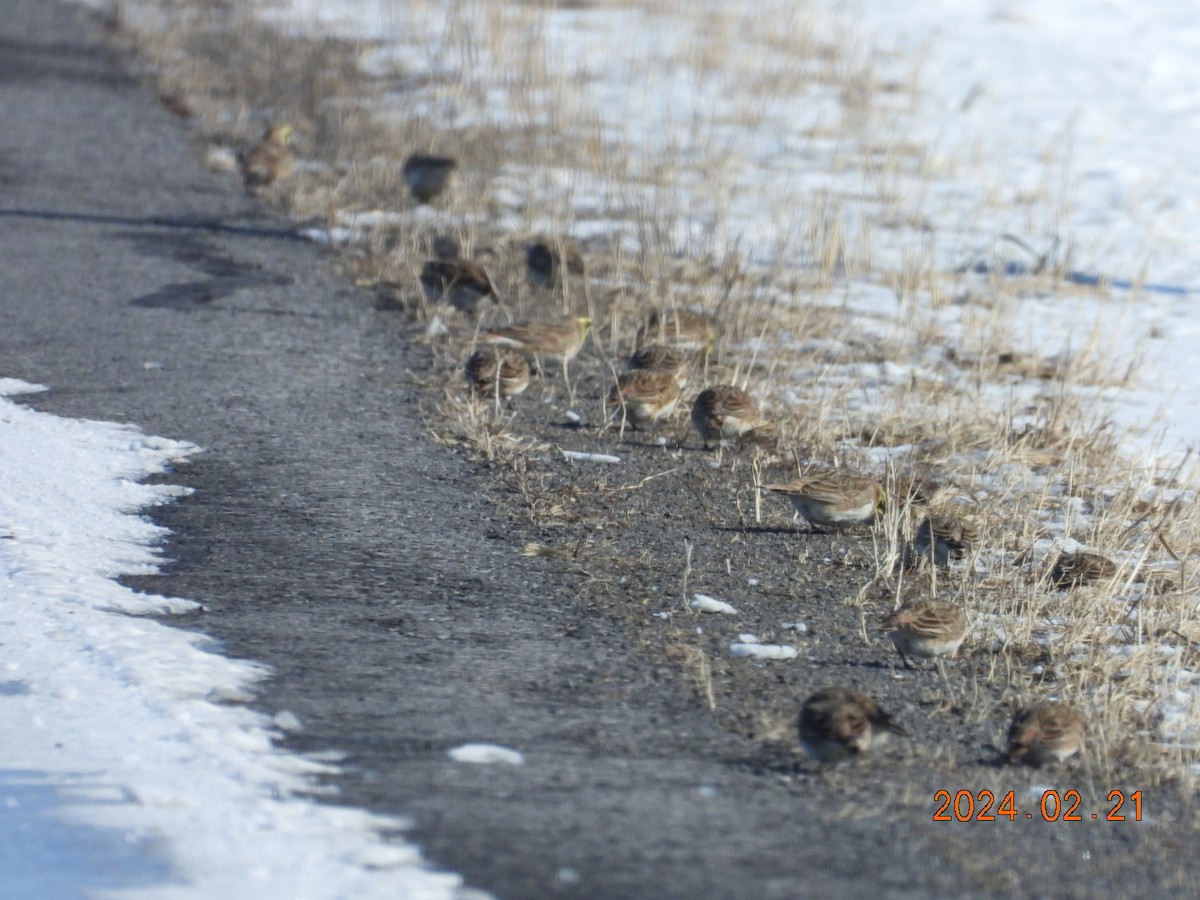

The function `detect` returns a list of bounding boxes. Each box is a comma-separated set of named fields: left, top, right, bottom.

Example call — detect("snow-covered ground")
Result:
left=839, top=0, right=1200, bottom=463
left=16, top=0, right=1200, bottom=894
left=258, top=0, right=1200, bottom=465
left=0, top=380, right=465, bottom=899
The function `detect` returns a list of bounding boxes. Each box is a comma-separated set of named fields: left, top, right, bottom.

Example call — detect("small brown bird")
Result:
left=690, top=385, right=764, bottom=448
left=238, top=123, right=295, bottom=191
left=628, top=344, right=689, bottom=386
left=482, top=316, right=593, bottom=399
left=403, top=153, right=457, bottom=203
left=526, top=239, right=585, bottom=289
left=882, top=599, right=968, bottom=668
left=482, top=316, right=592, bottom=363
left=464, top=346, right=531, bottom=401
left=420, top=258, right=496, bottom=314
left=1005, top=702, right=1086, bottom=767
left=1050, top=551, right=1118, bottom=589
left=798, top=686, right=909, bottom=763
left=607, top=370, right=682, bottom=429
left=763, top=470, right=885, bottom=531
left=913, top=513, right=980, bottom=568
left=638, top=309, right=717, bottom=352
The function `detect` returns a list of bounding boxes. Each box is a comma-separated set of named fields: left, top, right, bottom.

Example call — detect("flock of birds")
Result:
left=238, top=124, right=1092, bottom=769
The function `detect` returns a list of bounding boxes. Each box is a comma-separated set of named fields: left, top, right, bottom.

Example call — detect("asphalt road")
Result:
left=3, top=2, right=1198, bottom=898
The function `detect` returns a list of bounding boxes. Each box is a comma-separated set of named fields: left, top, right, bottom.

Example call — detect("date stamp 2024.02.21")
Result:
left=934, top=789, right=1143, bottom=822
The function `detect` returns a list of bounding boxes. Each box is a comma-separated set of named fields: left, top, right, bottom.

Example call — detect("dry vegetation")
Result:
left=106, top=0, right=1200, bottom=789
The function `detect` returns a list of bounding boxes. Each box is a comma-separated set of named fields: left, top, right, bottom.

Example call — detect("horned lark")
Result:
left=464, top=346, right=531, bottom=400
left=1005, top=702, right=1086, bottom=767
left=690, top=385, right=763, bottom=448
left=1051, top=551, right=1118, bottom=589
left=913, top=514, right=980, bottom=568
left=403, top=153, right=457, bottom=203
left=482, top=316, right=591, bottom=363
left=238, top=123, right=294, bottom=191
left=607, top=370, right=681, bottom=428
left=882, top=599, right=968, bottom=668
left=526, top=239, right=585, bottom=289
left=482, top=316, right=592, bottom=399
left=763, top=470, right=885, bottom=531
left=798, top=686, right=909, bottom=763
left=638, top=309, right=717, bottom=352
left=420, top=258, right=496, bottom=314
left=628, top=344, right=689, bottom=386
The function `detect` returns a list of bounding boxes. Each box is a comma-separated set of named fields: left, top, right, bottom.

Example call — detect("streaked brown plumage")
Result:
left=482, top=316, right=592, bottom=401
left=1050, top=551, right=1118, bottom=589
left=628, top=344, right=689, bottom=386
left=420, top=258, right=496, bottom=314
left=481, top=316, right=592, bottom=362
left=238, top=124, right=294, bottom=191
left=638, top=309, right=717, bottom=352
left=403, top=153, right=457, bottom=203
left=763, top=470, right=885, bottom=531
left=913, top=513, right=980, bottom=567
left=690, top=385, right=763, bottom=448
left=798, top=686, right=909, bottom=763
left=526, top=239, right=585, bottom=289
left=607, top=370, right=682, bottom=428
left=464, top=346, right=531, bottom=400
left=882, top=599, right=968, bottom=667
left=1005, top=702, right=1086, bottom=767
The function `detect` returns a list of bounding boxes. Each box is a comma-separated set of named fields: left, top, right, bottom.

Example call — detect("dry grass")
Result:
left=108, top=0, right=1200, bottom=787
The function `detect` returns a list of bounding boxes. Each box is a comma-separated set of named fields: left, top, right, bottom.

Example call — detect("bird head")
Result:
left=575, top=316, right=594, bottom=337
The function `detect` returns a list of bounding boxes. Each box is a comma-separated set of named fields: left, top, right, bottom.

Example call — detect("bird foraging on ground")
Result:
left=638, top=309, right=717, bottom=353
left=882, top=599, right=968, bottom=668
left=403, top=153, right=457, bottom=203
left=482, top=315, right=592, bottom=363
left=1050, top=550, right=1118, bottom=589
left=419, top=258, right=496, bottom=314
left=526, top=239, right=585, bottom=289
left=607, top=370, right=682, bottom=429
left=913, top=513, right=980, bottom=568
left=798, top=686, right=909, bottom=763
left=628, top=344, right=689, bottom=386
left=464, top=346, right=531, bottom=402
left=690, top=385, right=765, bottom=448
left=1005, top=702, right=1086, bottom=767
left=238, top=123, right=295, bottom=191
left=762, top=470, right=885, bottom=531
left=481, top=316, right=593, bottom=400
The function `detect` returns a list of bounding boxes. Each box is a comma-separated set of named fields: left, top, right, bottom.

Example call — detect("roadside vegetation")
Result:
left=104, top=0, right=1200, bottom=793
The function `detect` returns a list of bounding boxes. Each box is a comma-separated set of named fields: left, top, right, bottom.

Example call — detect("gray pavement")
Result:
left=2, top=2, right=1198, bottom=898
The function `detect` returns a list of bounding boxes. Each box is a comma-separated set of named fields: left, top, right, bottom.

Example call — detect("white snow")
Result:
left=40, top=0, right=1200, bottom=889
left=690, top=594, right=739, bottom=615
left=558, top=449, right=621, bottom=464
left=447, top=744, right=525, bottom=766
left=0, top=380, right=462, bottom=899
left=729, top=643, right=800, bottom=660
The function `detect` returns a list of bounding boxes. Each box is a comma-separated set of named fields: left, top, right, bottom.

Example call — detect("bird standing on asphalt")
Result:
left=464, top=346, right=531, bottom=405
left=481, top=316, right=593, bottom=402
left=1005, top=702, right=1086, bottom=767
left=690, top=385, right=765, bottom=449
left=238, top=123, right=295, bottom=191
left=762, top=470, right=885, bottom=532
left=607, top=369, right=682, bottom=430
left=882, top=599, right=968, bottom=668
left=798, top=686, right=909, bottom=763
